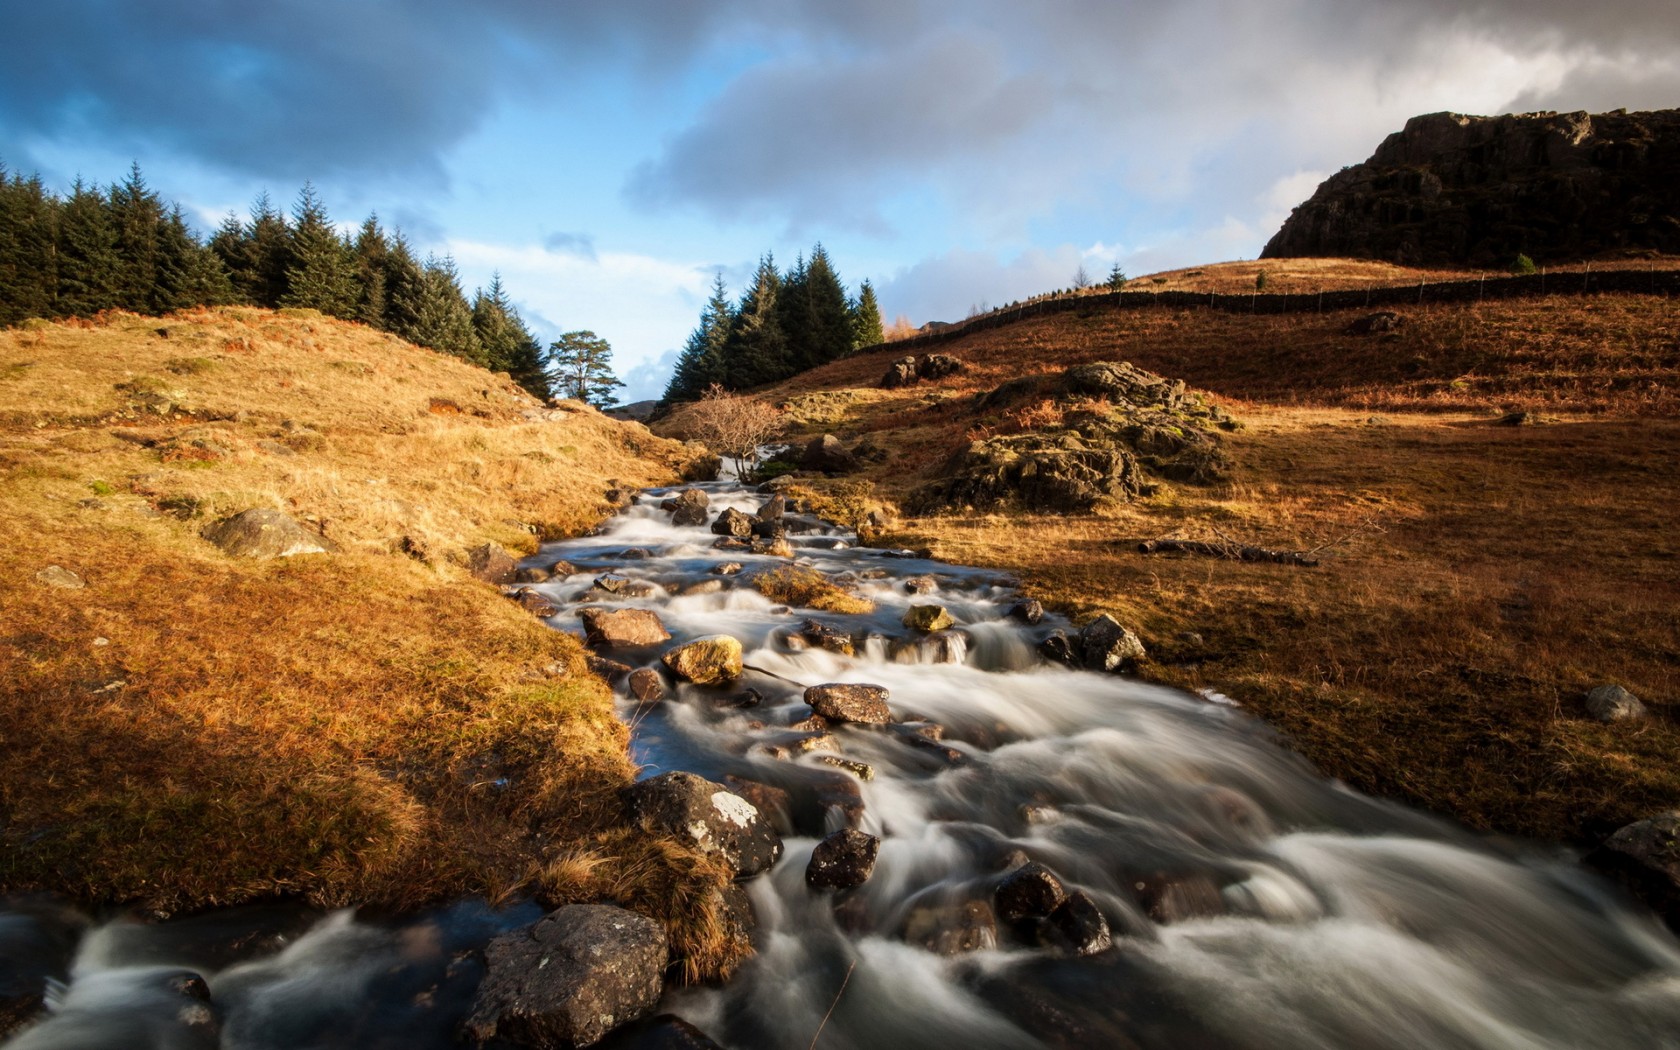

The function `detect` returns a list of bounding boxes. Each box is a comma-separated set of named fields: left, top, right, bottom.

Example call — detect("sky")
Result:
left=3, top=1, right=1677, bottom=401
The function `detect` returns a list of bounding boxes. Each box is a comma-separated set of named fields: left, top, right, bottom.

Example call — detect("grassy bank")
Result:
left=702, top=262, right=1680, bottom=844
left=0, top=308, right=744, bottom=976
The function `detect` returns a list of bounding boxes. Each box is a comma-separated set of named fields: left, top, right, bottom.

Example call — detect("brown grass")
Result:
left=730, top=272, right=1680, bottom=845
left=0, top=308, right=747, bottom=975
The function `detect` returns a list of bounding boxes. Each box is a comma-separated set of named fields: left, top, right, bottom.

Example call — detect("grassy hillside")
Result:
left=701, top=259, right=1680, bottom=844
left=0, top=308, right=742, bottom=976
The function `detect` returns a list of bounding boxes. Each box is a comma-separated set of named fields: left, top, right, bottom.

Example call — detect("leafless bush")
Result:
left=685, top=385, right=783, bottom=479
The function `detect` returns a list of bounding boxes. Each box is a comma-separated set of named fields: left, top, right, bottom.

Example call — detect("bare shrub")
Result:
left=684, top=384, right=783, bottom=480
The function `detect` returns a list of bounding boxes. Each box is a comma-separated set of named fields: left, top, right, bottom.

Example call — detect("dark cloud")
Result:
left=543, top=231, right=598, bottom=260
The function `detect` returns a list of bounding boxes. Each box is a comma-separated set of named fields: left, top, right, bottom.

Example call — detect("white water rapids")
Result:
left=5, top=475, right=1678, bottom=1049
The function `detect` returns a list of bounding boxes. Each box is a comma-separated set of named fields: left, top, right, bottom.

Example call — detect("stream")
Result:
left=5, top=474, right=1680, bottom=1048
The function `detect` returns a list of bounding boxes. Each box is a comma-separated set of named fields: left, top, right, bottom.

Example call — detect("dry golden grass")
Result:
left=749, top=565, right=876, bottom=615
left=739, top=280, right=1680, bottom=844
left=0, top=308, right=746, bottom=975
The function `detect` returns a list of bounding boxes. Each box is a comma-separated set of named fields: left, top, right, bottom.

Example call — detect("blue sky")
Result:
left=4, top=1, right=1676, bottom=400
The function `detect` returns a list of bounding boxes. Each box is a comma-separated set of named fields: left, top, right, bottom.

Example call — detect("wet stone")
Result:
left=1039, top=891, right=1112, bottom=957
left=796, top=619, right=856, bottom=656
left=711, top=507, right=755, bottom=538
left=712, top=561, right=744, bottom=576
left=1133, top=871, right=1227, bottom=924
left=903, top=604, right=956, bottom=632
left=548, top=558, right=578, bottom=577
left=513, top=566, right=551, bottom=583
left=587, top=655, right=633, bottom=684
left=678, top=579, right=725, bottom=596
left=662, top=636, right=744, bottom=685
left=712, top=537, right=751, bottom=551
left=794, top=733, right=843, bottom=754
left=813, top=755, right=875, bottom=781
left=807, top=828, right=880, bottom=890
left=788, top=713, right=831, bottom=733
left=619, top=547, right=653, bottom=559
left=723, top=777, right=794, bottom=836
left=627, top=668, right=666, bottom=704
left=1008, top=598, right=1044, bottom=625
left=596, top=1013, right=730, bottom=1050
left=904, top=575, right=938, bottom=595
left=904, top=898, right=1000, bottom=956
left=512, top=587, right=560, bottom=618
left=805, top=682, right=892, bottom=725
left=580, top=607, right=672, bottom=648
left=669, top=488, right=710, bottom=527
left=623, top=771, right=782, bottom=878
left=997, top=861, right=1069, bottom=924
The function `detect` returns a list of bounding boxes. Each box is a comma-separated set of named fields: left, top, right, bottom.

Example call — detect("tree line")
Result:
left=663, top=246, right=884, bottom=404
left=0, top=161, right=575, bottom=400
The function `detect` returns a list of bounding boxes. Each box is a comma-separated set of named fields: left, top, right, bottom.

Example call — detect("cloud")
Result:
left=620, top=348, right=682, bottom=403
left=542, top=231, right=598, bottom=261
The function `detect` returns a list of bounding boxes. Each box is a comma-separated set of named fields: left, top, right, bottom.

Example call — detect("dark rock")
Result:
left=881, top=355, right=920, bottom=389
left=513, top=587, right=560, bottom=618
left=710, top=507, right=754, bottom=538
left=1588, top=812, right=1680, bottom=930
left=713, top=561, right=744, bottom=576
left=0, top=900, right=86, bottom=1038
left=1586, top=684, right=1647, bottom=722
left=580, top=608, right=672, bottom=648
left=1079, top=613, right=1146, bottom=671
left=902, top=604, right=955, bottom=632
left=756, top=494, right=786, bottom=522
left=1133, top=871, right=1227, bottom=924
left=627, top=668, right=666, bottom=704
left=813, top=755, right=876, bottom=781
left=997, top=861, right=1069, bottom=924
left=723, top=777, right=794, bottom=836
left=596, top=1014, right=728, bottom=1050
left=661, top=636, right=744, bottom=684
left=587, top=655, right=633, bottom=684
left=623, top=771, right=782, bottom=877
left=806, top=828, right=880, bottom=890
left=803, top=434, right=859, bottom=474
left=903, top=575, right=938, bottom=595
left=903, top=898, right=998, bottom=955
left=805, top=683, right=892, bottom=725
left=1063, top=361, right=1187, bottom=408
left=1009, top=599, right=1044, bottom=625
left=465, top=905, right=668, bottom=1049
left=618, top=547, right=653, bottom=560
left=1497, top=410, right=1544, bottom=426
left=795, top=618, right=857, bottom=657
left=203, top=509, right=338, bottom=560
left=1346, top=311, right=1403, bottom=335
left=514, top=566, right=551, bottom=584
left=712, top=687, right=763, bottom=710
left=548, top=558, right=579, bottom=577
left=1039, top=891, right=1111, bottom=956
left=919, top=353, right=963, bottom=380
left=669, top=488, right=710, bottom=527
left=1039, top=630, right=1079, bottom=667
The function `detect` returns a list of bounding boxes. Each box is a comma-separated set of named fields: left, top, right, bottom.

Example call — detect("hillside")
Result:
left=681, top=260, right=1680, bottom=845
left=0, top=308, right=743, bottom=972
left=1263, top=108, right=1680, bottom=266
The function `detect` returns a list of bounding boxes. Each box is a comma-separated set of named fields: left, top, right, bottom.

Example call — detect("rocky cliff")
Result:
left=1262, top=109, right=1680, bottom=266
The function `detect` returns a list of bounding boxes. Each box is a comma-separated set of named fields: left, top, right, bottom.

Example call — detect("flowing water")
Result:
left=6, top=475, right=1679, bottom=1049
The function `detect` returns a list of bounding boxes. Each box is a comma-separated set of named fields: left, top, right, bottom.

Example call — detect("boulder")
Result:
left=1346, top=311, right=1403, bottom=336
left=514, top=566, right=551, bottom=584
left=1588, top=812, right=1680, bottom=929
left=203, top=509, right=338, bottom=560
left=806, top=828, right=880, bottom=890
left=1063, top=361, right=1188, bottom=409
left=1586, top=684, right=1647, bottom=722
left=795, top=619, right=856, bottom=657
left=903, top=604, right=956, bottom=632
left=805, top=683, right=892, bottom=725
left=580, top=608, right=672, bottom=648
left=919, top=353, right=963, bottom=380
left=548, top=558, right=579, bottom=577
left=623, top=771, right=782, bottom=877
left=803, top=434, right=859, bottom=474
left=911, top=429, right=1147, bottom=514
left=1038, top=630, right=1079, bottom=667
left=710, top=507, right=755, bottom=538
left=661, top=635, right=744, bottom=685
left=756, top=494, right=786, bottom=522
left=903, top=575, right=938, bottom=595
left=880, top=355, right=920, bottom=389
left=627, top=668, right=666, bottom=704
left=723, top=777, right=794, bottom=836
left=1008, top=599, right=1044, bottom=625
left=513, top=587, right=560, bottom=618
left=996, top=861, right=1068, bottom=924
left=465, top=904, right=668, bottom=1048
left=33, top=565, right=85, bottom=590
left=1079, top=613, right=1146, bottom=671
left=669, top=488, right=710, bottom=527
left=1039, top=891, right=1111, bottom=956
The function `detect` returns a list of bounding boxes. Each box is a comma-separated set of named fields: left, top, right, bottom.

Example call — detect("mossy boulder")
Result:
left=661, top=635, right=744, bottom=684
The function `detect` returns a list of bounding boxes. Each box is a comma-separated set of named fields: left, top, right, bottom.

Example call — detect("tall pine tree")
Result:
left=802, top=244, right=853, bottom=368
left=281, top=183, right=356, bottom=317
left=350, top=215, right=390, bottom=327
left=473, top=274, right=548, bottom=398
left=0, top=167, right=58, bottom=325
left=55, top=178, right=121, bottom=317
left=405, top=255, right=485, bottom=364
left=664, top=271, right=734, bottom=403
left=153, top=206, right=233, bottom=313
left=850, top=279, right=884, bottom=349
left=108, top=163, right=165, bottom=313
left=724, top=254, right=788, bottom=389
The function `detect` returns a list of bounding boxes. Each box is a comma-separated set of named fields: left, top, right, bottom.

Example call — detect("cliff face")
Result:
left=1262, top=109, right=1680, bottom=266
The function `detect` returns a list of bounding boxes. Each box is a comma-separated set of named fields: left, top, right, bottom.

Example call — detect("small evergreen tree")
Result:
left=381, top=233, right=426, bottom=338
left=281, top=183, right=356, bottom=317
left=849, top=279, right=885, bottom=349
left=546, top=330, right=624, bottom=408
left=243, top=192, right=293, bottom=307
left=1511, top=253, right=1538, bottom=276
left=664, top=272, right=734, bottom=403
left=1107, top=264, right=1128, bottom=292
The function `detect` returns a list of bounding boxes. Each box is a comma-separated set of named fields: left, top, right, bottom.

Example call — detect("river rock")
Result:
left=33, top=565, right=85, bottom=589
left=580, top=608, right=672, bottom=648
left=1587, top=812, right=1680, bottom=929
left=591, top=573, right=658, bottom=599
left=586, top=655, right=633, bottom=684
left=723, top=777, right=794, bottom=836
left=803, top=434, right=859, bottom=474
left=710, top=507, right=754, bottom=538
left=669, top=488, right=710, bottom=527
left=203, top=509, right=338, bottom=559
left=713, top=561, right=744, bottom=576
left=756, top=494, right=786, bottom=522
left=1008, top=599, right=1044, bottom=625
left=1039, top=629, right=1078, bottom=667
left=548, top=558, right=578, bottom=577
left=623, top=771, right=782, bottom=877
left=627, top=668, right=666, bottom=704
left=661, top=635, right=743, bottom=684
left=996, top=861, right=1068, bottom=924
left=806, top=828, right=880, bottom=890
left=750, top=536, right=794, bottom=558
left=1039, top=891, right=1112, bottom=956
left=1586, top=684, right=1647, bottom=722
left=595, top=1014, right=729, bottom=1050
left=464, top=904, right=668, bottom=1049
left=903, top=604, right=956, bottom=632
left=513, top=587, right=560, bottom=618
left=904, top=575, right=938, bottom=595
left=805, top=683, right=892, bottom=725
left=795, top=618, right=856, bottom=656
left=678, top=579, right=725, bottom=597
left=514, top=565, right=551, bottom=583
left=1079, top=614, right=1146, bottom=671
left=903, top=898, right=999, bottom=956
left=1133, top=871, right=1227, bottom=924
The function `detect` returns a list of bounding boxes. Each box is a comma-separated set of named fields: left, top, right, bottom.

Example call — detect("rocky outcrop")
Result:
left=203, top=509, right=338, bottom=560
left=1263, top=109, right=1680, bottom=266
left=911, top=361, right=1230, bottom=515
left=465, top=905, right=668, bottom=1048
left=880, top=353, right=964, bottom=389
left=623, top=771, right=782, bottom=878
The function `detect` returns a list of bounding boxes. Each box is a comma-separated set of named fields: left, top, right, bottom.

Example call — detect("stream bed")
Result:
left=5, top=475, right=1679, bottom=1049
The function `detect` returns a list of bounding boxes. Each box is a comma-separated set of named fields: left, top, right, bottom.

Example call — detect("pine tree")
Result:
left=153, top=206, right=233, bottom=312
left=404, top=254, right=485, bottom=364
left=244, top=192, right=293, bottom=307
left=664, top=272, right=734, bottom=403
left=350, top=215, right=390, bottom=327
left=208, top=210, right=254, bottom=301
left=473, top=274, right=548, bottom=398
left=546, top=330, right=624, bottom=409
left=0, top=167, right=58, bottom=325
left=725, top=254, right=788, bottom=389
left=54, top=178, right=121, bottom=317
left=849, top=279, right=884, bottom=349
left=281, top=183, right=356, bottom=317
left=774, top=252, right=813, bottom=375
left=107, top=162, right=165, bottom=313
left=381, top=233, right=426, bottom=339
left=802, top=244, right=853, bottom=367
